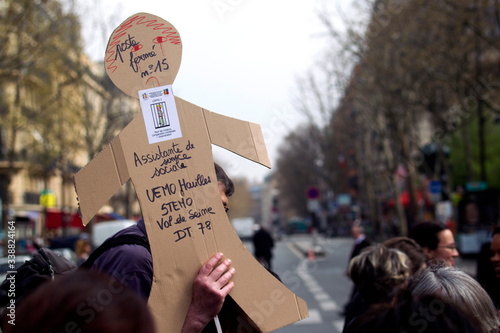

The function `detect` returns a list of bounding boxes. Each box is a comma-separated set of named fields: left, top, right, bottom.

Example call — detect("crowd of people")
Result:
left=0, top=164, right=243, bottom=333
left=343, top=220, right=500, bottom=333
left=2, top=160, right=500, bottom=332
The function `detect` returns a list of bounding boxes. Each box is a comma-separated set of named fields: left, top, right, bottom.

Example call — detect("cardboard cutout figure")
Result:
left=74, top=13, right=308, bottom=332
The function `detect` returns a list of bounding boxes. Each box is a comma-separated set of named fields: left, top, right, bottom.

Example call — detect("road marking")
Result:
left=287, top=242, right=306, bottom=259
left=320, top=300, right=339, bottom=311
left=288, top=238, right=346, bottom=330
left=309, top=285, right=324, bottom=293
left=333, top=319, right=345, bottom=332
left=314, top=293, right=330, bottom=301
left=305, top=280, right=320, bottom=288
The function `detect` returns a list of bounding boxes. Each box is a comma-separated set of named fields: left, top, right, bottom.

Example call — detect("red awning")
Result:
left=45, top=209, right=84, bottom=230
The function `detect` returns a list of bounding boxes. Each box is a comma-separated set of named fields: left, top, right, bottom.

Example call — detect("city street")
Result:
left=243, top=234, right=478, bottom=333
left=244, top=235, right=355, bottom=333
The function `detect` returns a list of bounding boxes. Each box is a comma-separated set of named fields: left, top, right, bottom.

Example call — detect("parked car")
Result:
left=0, top=255, right=32, bottom=282
left=287, top=218, right=308, bottom=234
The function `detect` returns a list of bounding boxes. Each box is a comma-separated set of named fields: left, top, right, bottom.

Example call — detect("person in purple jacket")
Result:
left=91, top=163, right=236, bottom=333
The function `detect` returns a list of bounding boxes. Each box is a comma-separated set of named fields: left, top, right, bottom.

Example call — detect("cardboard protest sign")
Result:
left=74, top=12, right=308, bottom=332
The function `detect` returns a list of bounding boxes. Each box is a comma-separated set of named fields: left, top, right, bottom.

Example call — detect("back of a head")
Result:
left=407, top=264, right=499, bottom=333
left=214, top=163, right=234, bottom=196
left=344, top=291, right=483, bottom=333
left=349, top=244, right=411, bottom=304
left=383, top=237, right=427, bottom=274
left=3, top=270, right=156, bottom=333
left=409, top=221, right=446, bottom=250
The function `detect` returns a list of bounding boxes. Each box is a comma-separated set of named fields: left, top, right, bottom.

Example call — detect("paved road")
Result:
left=245, top=234, right=353, bottom=332
left=244, top=233, right=478, bottom=332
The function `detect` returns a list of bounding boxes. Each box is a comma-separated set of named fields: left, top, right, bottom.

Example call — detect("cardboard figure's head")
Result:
left=104, top=13, right=182, bottom=98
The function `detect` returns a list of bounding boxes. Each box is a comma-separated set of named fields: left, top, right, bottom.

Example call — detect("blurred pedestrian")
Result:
left=409, top=221, right=459, bottom=266
left=476, top=226, right=499, bottom=309
left=252, top=225, right=274, bottom=270
left=349, top=223, right=372, bottom=261
left=488, top=226, right=500, bottom=310
left=74, top=238, right=92, bottom=266
left=2, top=269, right=156, bottom=333
left=342, top=222, right=372, bottom=315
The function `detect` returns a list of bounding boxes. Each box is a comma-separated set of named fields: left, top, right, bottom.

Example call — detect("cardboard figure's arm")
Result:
left=74, top=134, right=130, bottom=226
left=202, top=109, right=271, bottom=168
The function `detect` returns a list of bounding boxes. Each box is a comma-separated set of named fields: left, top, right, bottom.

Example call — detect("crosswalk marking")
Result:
left=295, top=259, right=345, bottom=330
left=333, top=319, right=345, bottom=332
left=308, top=285, right=324, bottom=293
left=304, top=280, right=320, bottom=288
left=314, top=293, right=330, bottom=301
left=320, top=300, right=340, bottom=311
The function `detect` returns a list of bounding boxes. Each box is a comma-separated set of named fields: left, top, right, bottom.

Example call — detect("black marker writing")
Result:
left=130, top=49, right=157, bottom=73
left=134, top=143, right=183, bottom=167
left=174, top=227, right=192, bottom=242
left=115, top=34, right=139, bottom=63
left=151, top=160, right=187, bottom=178
left=146, top=182, right=176, bottom=202
left=198, top=221, right=212, bottom=235
left=188, top=207, right=215, bottom=220
left=161, top=197, right=194, bottom=216
left=156, top=216, right=173, bottom=230
left=178, top=174, right=211, bottom=192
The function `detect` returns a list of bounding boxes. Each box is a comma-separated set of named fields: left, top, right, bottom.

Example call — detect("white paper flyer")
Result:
left=139, top=85, right=182, bottom=144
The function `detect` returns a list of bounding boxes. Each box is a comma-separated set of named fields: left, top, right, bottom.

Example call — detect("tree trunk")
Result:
left=478, top=100, right=487, bottom=182
left=462, top=124, right=475, bottom=181
left=401, top=132, right=419, bottom=225
left=393, top=174, right=408, bottom=236
left=382, top=135, right=408, bottom=236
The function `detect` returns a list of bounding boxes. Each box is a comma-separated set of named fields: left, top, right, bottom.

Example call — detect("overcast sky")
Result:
left=76, top=0, right=355, bottom=182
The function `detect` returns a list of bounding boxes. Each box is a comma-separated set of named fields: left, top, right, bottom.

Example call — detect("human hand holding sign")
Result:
left=182, top=252, right=235, bottom=333
left=74, top=12, right=308, bottom=333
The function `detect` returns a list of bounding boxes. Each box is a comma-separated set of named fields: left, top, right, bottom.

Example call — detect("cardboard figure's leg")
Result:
left=146, top=208, right=308, bottom=333
left=214, top=217, right=309, bottom=332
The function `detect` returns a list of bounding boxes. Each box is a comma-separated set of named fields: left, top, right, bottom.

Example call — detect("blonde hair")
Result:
left=349, top=244, right=411, bottom=303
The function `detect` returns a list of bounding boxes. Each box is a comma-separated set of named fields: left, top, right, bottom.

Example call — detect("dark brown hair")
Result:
left=383, top=237, right=427, bottom=274
left=3, top=270, right=155, bottom=333
left=215, top=163, right=234, bottom=196
left=409, top=221, right=446, bottom=250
